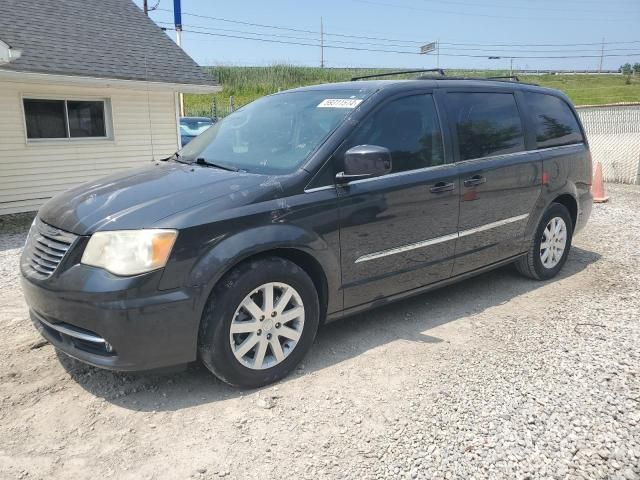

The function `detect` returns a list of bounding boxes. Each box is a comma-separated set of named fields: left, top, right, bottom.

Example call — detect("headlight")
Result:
left=81, top=229, right=177, bottom=276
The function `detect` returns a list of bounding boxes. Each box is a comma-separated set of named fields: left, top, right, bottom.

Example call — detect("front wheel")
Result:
left=516, top=203, right=573, bottom=280
left=198, top=257, right=319, bottom=388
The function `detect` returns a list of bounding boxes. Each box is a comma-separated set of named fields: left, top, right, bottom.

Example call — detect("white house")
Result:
left=0, top=0, right=220, bottom=215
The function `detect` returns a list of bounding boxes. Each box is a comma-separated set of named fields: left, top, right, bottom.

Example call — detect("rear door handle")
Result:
left=463, top=175, right=487, bottom=188
left=430, top=181, right=455, bottom=193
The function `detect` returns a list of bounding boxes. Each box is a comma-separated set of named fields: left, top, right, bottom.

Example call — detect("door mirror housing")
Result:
left=336, top=145, right=392, bottom=183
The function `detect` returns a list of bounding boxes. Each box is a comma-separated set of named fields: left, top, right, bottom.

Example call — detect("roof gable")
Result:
left=0, top=0, right=216, bottom=86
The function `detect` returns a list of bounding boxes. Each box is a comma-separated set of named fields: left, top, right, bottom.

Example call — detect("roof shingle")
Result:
left=0, top=0, right=216, bottom=86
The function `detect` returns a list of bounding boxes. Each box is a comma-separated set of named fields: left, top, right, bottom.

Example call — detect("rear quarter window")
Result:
left=524, top=92, right=584, bottom=149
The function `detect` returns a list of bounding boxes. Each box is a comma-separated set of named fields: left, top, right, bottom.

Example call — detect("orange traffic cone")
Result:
left=592, top=161, right=609, bottom=203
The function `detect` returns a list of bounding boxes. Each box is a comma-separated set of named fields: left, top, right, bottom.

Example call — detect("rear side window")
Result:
left=346, top=94, right=445, bottom=174
left=447, top=92, right=524, bottom=161
left=524, top=92, right=584, bottom=148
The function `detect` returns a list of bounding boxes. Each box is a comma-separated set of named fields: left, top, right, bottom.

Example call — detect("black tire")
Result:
left=198, top=256, right=319, bottom=388
left=516, top=203, right=573, bottom=280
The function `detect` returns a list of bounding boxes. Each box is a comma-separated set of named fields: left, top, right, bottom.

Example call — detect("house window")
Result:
left=23, top=98, right=108, bottom=139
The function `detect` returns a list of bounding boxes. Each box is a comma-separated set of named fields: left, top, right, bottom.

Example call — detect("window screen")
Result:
left=447, top=92, right=524, bottom=161
left=67, top=101, right=106, bottom=137
left=346, top=94, right=444, bottom=174
left=23, top=98, right=107, bottom=139
left=524, top=92, right=583, bottom=148
left=24, top=99, right=67, bottom=139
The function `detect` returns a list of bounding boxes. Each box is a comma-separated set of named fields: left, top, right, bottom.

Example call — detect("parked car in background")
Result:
left=180, top=116, right=215, bottom=146
left=21, top=76, right=592, bottom=388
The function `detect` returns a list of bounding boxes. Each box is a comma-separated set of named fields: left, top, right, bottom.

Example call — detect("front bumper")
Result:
left=21, top=265, right=204, bottom=371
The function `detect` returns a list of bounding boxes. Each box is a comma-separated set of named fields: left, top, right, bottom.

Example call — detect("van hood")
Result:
left=38, top=162, right=273, bottom=235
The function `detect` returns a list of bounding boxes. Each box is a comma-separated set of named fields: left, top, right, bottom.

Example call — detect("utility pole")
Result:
left=320, top=17, right=324, bottom=68
left=437, top=39, right=440, bottom=69
left=510, top=57, right=513, bottom=77
left=174, top=0, right=184, bottom=116
left=144, top=0, right=148, bottom=15
left=599, top=37, right=604, bottom=73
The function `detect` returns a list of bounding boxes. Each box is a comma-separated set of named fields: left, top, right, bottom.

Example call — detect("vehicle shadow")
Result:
left=59, top=246, right=600, bottom=411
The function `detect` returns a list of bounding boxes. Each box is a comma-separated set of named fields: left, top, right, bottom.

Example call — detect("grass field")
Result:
left=185, top=65, right=640, bottom=116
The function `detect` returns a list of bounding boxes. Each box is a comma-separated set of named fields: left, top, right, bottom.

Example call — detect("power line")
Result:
left=439, top=46, right=640, bottom=54
left=156, top=8, right=319, bottom=35
left=352, top=0, right=640, bottom=23
left=155, top=21, right=421, bottom=49
left=177, top=28, right=417, bottom=54
left=155, top=8, right=434, bottom=44
left=170, top=27, right=640, bottom=59
left=153, top=10, right=640, bottom=49
left=440, top=40, right=640, bottom=47
left=414, top=0, right=638, bottom=15
left=156, top=22, right=640, bottom=53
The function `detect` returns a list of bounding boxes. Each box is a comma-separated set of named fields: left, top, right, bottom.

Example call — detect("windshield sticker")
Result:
left=317, top=98, right=363, bottom=109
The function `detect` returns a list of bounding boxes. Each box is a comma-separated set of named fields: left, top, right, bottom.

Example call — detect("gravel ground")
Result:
left=1, top=183, right=639, bottom=480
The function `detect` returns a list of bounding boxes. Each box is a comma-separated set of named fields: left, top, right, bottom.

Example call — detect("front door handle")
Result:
left=430, top=181, right=455, bottom=193
left=463, top=175, right=487, bottom=188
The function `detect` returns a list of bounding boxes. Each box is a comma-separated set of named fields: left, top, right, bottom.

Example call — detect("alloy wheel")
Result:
left=229, top=282, right=305, bottom=370
left=540, top=216, right=567, bottom=269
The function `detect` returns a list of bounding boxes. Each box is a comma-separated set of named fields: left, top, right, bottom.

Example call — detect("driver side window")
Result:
left=345, top=94, right=445, bottom=174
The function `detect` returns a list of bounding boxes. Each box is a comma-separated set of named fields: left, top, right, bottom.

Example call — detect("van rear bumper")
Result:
left=575, top=188, right=593, bottom=234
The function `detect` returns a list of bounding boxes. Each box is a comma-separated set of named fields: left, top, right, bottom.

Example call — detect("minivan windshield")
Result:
left=178, top=89, right=372, bottom=174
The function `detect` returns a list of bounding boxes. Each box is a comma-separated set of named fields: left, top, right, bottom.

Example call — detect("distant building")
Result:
left=0, top=0, right=219, bottom=214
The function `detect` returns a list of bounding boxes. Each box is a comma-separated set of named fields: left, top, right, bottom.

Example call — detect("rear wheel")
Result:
left=198, top=257, right=319, bottom=388
left=516, top=203, right=573, bottom=280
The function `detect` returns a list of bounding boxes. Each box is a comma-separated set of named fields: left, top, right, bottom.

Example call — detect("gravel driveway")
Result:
left=1, top=183, right=639, bottom=480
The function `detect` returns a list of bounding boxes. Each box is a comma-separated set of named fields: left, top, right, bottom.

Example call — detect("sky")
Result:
left=132, top=0, right=640, bottom=71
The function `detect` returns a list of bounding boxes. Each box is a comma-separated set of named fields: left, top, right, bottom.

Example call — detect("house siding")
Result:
left=0, top=80, right=179, bottom=215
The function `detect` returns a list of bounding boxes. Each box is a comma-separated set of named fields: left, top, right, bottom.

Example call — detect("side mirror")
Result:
left=336, top=145, right=392, bottom=183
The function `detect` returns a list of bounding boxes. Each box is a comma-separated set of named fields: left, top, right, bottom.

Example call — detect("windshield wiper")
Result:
left=196, top=158, right=243, bottom=172
left=161, top=151, right=190, bottom=164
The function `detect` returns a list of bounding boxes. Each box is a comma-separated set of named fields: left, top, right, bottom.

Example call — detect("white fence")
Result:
left=577, top=104, right=640, bottom=184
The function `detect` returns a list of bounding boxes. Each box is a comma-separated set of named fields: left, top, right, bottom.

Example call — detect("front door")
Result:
left=337, top=93, right=460, bottom=309
left=443, top=90, right=542, bottom=275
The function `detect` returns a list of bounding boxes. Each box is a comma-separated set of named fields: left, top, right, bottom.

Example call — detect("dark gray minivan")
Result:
left=21, top=76, right=593, bottom=387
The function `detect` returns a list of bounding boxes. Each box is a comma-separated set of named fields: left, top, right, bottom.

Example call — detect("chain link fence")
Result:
left=577, top=104, right=640, bottom=184
left=207, top=96, right=249, bottom=120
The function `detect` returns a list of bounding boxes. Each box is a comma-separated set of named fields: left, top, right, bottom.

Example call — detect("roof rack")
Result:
left=486, top=75, right=520, bottom=82
left=420, top=75, right=537, bottom=86
left=351, top=68, right=446, bottom=81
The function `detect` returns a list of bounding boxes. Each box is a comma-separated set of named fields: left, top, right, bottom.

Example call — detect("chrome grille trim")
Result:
left=38, top=315, right=106, bottom=344
left=22, top=218, right=77, bottom=279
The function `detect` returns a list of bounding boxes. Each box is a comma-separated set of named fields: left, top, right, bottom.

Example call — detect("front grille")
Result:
left=22, top=218, right=78, bottom=279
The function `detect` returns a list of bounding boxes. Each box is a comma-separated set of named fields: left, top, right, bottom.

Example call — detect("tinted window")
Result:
left=448, top=92, right=524, bottom=160
left=24, top=99, right=67, bottom=139
left=67, top=101, right=106, bottom=137
left=524, top=92, right=583, bottom=148
left=346, top=94, right=444, bottom=173
left=23, top=99, right=107, bottom=139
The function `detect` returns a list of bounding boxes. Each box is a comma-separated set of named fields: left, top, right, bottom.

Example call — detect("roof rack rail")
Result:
left=351, top=68, right=446, bottom=81
left=486, top=75, right=520, bottom=82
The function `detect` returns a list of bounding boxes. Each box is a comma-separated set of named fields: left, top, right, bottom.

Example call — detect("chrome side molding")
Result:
left=355, top=213, right=529, bottom=263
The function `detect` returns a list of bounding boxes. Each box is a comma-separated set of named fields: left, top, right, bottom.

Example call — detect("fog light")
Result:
left=104, top=342, right=114, bottom=353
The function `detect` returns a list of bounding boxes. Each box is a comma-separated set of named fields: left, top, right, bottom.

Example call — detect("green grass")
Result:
left=184, top=65, right=640, bottom=116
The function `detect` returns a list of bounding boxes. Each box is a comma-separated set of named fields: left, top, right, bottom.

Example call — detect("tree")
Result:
left=633, top=63, right=640, bottom=75
left=620, top=63, right=633, bottom=75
